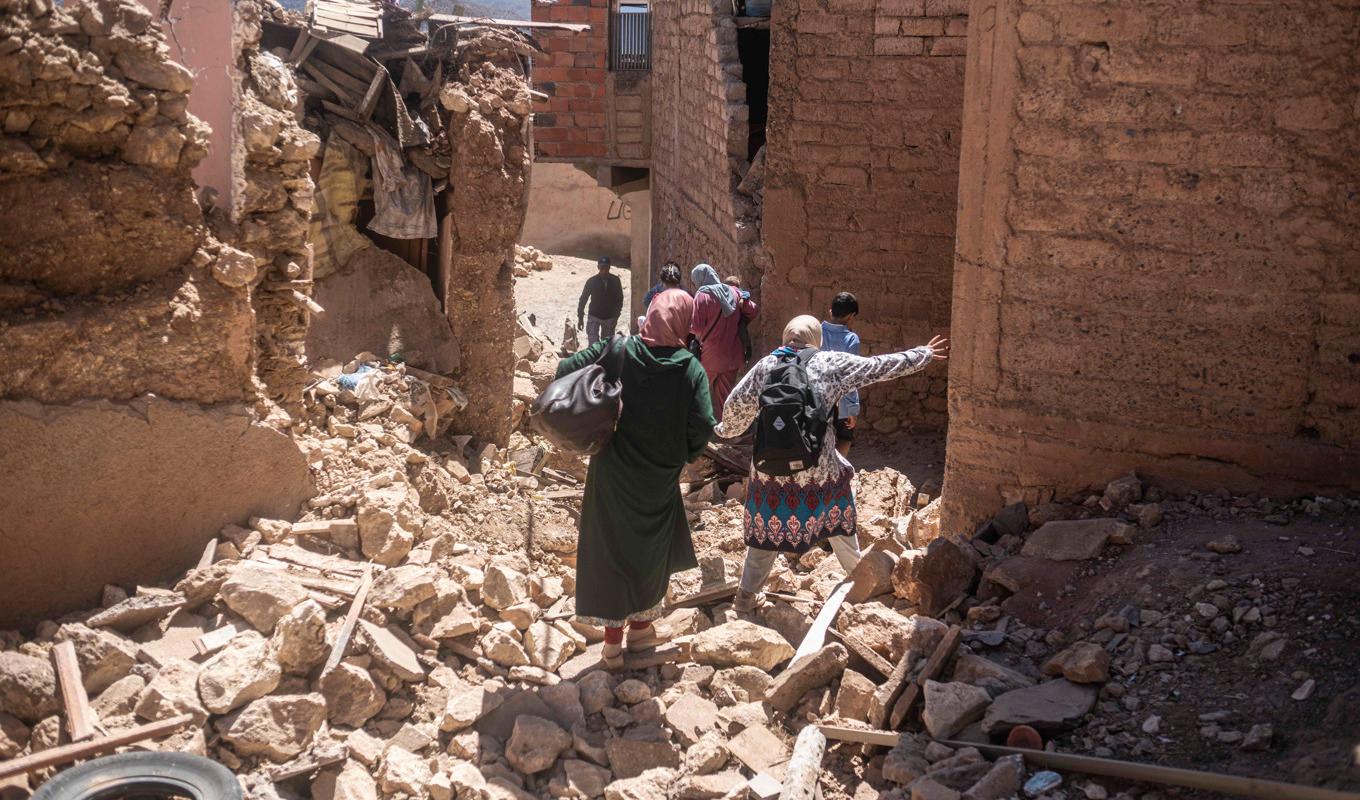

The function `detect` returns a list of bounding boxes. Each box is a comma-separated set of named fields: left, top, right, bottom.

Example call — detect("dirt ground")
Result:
left=514, top=253, right=632, bottom=348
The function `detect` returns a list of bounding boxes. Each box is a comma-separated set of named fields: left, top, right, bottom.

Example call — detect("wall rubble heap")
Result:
left=762, top=0, right=965, bottom=435
left=943, top=0, right=1360, bottom=532
left=0, top=0, right=312, bottom=628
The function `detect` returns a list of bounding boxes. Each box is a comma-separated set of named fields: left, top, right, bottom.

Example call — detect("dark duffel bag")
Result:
left=529, top=334, right=627, bottom=454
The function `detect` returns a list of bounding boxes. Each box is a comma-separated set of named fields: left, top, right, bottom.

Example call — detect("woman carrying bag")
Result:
left=553, top=289, right=717, bottom=668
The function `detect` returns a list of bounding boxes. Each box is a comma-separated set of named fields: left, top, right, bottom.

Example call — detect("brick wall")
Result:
left=650, top=0, right=758, bottom=290
left=943, top=0, right=1360, bottom=532
left=760, top=0, right=966, bottom=435
left=533, top=0, right=651, bottom=164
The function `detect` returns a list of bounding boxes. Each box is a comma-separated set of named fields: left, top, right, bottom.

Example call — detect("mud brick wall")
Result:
left=532, top=0, right=650, bottom=164
left=650, top=0, right=758, bottom=296
left=943, top=0, right=1360, bottom=533
left=761, top=0, right=966, bottom=434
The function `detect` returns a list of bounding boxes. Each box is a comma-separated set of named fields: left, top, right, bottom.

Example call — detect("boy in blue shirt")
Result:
left=821, top=292, right=861, bottom=456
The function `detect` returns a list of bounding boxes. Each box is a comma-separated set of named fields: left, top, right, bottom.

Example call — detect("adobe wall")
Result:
left=650, top=0, right=759, bottom=295
left=0, top=0, right=311, bottom=628
left=943, top=0, right=1360, bottom=533
left=762, top=0, right=965, bottom=434
left=532, top=0, right=650, bottom=164
left=521, top=161, right=633, bottom=262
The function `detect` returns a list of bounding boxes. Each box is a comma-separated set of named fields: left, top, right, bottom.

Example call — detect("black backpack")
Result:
left=753, top=348, right=828, bottom=476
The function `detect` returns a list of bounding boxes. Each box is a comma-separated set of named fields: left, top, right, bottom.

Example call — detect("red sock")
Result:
left=628, top=620, right=652, bottom=631
left=604, top=626, right=624, bottom=645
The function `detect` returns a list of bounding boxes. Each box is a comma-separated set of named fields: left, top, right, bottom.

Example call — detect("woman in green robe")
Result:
left=555, top=288, right=716, bottom=667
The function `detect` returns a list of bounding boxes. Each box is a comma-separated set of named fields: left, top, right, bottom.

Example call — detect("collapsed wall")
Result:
left=762, top=0, right=965, bottom=434
left=0, top=0, right=311, bottom=628
left=650, top=0, right=764, bottom=305
left=943, top=0, right=1360, bottom=532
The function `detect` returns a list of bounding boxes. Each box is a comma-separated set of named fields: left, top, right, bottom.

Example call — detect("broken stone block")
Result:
left=427, top=605, right=478, bottom=641
left=271, top=599, right=329, bottom=675
left=358, top=620, right=425, bottom=681
left=499, top=601, right=541, bottom=630
left=134, top=658, right=208, bottom=725
left=895, top=614, right=949, bottom=662
left=441, top=681, right=503, bottom=732
left=835, top=669, right=876, bottom=721
left=1101, top=472, right=1142, bottom=511
left=319, top=663, right=385, bottom=728
left=691, top=620, right=794, bottom=671
left=605, top=739, right=681, bottom=780
left=676, top=770, right=746, bottom=800
left=961, top=754, right=1023, bottom=800
left=197, top=630, right=282, bottom=714
left=685, top=731, right=729, bottom=775
left=0, top=651, right=59, bottom=723
left=981, top=679, right=1097, bottom=736
left=767, top=643, right=848, bottom=713
left=709, top=665, right=773, bottom=706
left=1042, top=642, right=1110, bottom=684
left=377, top=746, right=432, bottom=796
left=369, top=565, right=438, bottom=613
left=578, top=670, right=615, bottom=714
left=87, top=594, right=186, bottom=632
left=614, top=679, right=651, bottom=705
left=92, top=674, right=147, bottom=720
left=891, top=538, right=977, bottom=616
left=356, top=484, right=419, bottom=566
left=174, top=561, right=234, bottom=610
left=312, top=759, right=378, bottom=800
left=1021, top=519, right=1132, bottom=561
left=836, top=602, right=914, bottom=658
left=664, top=693, right=719, bottom=746
left=524, top=619, right=575, bottom=671
left=911, top=778, right=961, bottom=800
left=0, top=713, right=31, bottom=759
left=219, top=568, right=308, bottom=633
left=481, top=623, right=530, bottom=668
left=53, top=622, right=138, bottom=695
left=726, top=724, right=788, bottom=774
left=557, top=758, right=612, bottom=799
left=847, top=549, right=898, bottom=603
left=483, top=564, right=530, bottom=610
left=922, top=681, right=991, bottom=739
left=220, top=693, right=327, bottom=762
left=506, top=715, right=572, bottom=774
left=883, top=734, right=929, bottom=784
left=603, top=767, right=679, bottom=800
left=950, top=654, right=1035, bottom=692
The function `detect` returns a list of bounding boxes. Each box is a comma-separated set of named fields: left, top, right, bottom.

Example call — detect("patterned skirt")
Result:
left=743, top=468, right=856, bottom=553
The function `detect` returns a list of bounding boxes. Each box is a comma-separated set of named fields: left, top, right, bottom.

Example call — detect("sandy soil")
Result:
left=514, top=253, right=632, bottom=348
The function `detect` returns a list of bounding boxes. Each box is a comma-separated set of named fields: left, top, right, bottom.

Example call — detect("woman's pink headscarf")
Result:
left=640, top=288, right=694, bottom=348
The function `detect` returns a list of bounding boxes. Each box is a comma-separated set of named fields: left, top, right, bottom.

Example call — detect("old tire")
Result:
left=32, top=752, right=241, bottom=800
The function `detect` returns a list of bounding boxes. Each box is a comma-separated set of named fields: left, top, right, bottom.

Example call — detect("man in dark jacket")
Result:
left=578, top=256, right=625, bottom=345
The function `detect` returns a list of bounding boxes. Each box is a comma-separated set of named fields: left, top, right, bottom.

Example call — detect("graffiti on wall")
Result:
left=607, top=199, right=633, bottom=221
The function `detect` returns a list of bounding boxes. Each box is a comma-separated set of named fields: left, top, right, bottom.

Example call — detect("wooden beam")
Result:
left=817, top=725, right=900, bottom=747
left=0, top=715, right=193, bottom=780
left=322, top=565, right=373, bottom=675
left=666, top=581, right=738, bottom=610
left=50, top=641, right=97, bottom=742
left=357, top=67, right=387, bottom=121
left=302, top=61, right=359, bottom=105
left=793, top=580, right=851, bottom=662
left=826, top=628, right=893, bottom=679
left=779, top=725, right=826, bottom=800
left=868, top=650, right=915, bottom=729
left=889, top=625, right=962, bottom=729
left=288, top=30, right=315, bottom=64
left=427, top=13, right=591, bottom=32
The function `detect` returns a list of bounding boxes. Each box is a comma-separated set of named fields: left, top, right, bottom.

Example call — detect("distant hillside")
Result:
left=276, top=0, right=529, bottom=19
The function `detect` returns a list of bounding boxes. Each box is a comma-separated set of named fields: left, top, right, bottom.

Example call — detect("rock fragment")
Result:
left=981, top=679, right=1097, bottom=736
left=53, top=622, right=138, bottom=694
left=505, top=715, right=571, bottom=774
left=691, top=621, right=794, bottom=671
left=134, top=657, right=208, bottom=725
left=219, top=568, right=308, bottom=633
left=0, top=652, right=59, bottom=723
left=767, top=643, right=848, bottom=712
left=319, top=663, right=385, bottom=728
left=271, top=599, right=329, bottom=674
left=197, top=631, right=282, bottom=714
left=922, top=680, right=991, bottom=739
left=1041, top=642, right=1110, bottom=684
left=220, top=693, right=327, bottom=762
left=1021, top=519, right=1132, bottom=561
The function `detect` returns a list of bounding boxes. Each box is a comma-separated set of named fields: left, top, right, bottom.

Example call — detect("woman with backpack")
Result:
left=714, top=315, right=948, bottom=612
left=690, top=263, right=758, bottom=422
left=553, top=289, right=717, bottom=667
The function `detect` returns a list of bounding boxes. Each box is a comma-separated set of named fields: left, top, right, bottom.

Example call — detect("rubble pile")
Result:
left=512, top=246, right=555, bottom=278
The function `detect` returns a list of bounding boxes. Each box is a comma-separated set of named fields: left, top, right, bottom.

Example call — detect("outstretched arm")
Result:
left=825, top=336, right=948, bottom=394
left=714, top=359, right=767, bottom=438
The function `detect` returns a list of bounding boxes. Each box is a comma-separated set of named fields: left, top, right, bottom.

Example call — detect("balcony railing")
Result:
left=610, top=6, right=651, bottom=71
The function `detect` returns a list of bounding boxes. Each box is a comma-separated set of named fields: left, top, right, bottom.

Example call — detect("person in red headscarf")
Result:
left=553, top=288, right=716, bottom=668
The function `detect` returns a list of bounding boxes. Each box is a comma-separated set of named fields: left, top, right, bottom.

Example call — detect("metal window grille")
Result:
left=610, top=5, right=651, bottom=71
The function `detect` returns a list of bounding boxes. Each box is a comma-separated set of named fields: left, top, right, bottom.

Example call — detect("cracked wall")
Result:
left=0, top=0, right=311, bottom=628
left=942, top=0, right=1360, bottom=533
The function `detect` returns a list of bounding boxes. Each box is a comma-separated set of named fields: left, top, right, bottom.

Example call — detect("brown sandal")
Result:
left=625, top=623, right=670, bottom=652
left=602, top=642, right=625, bottom=669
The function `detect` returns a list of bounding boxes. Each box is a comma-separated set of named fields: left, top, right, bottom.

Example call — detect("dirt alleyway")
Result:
left=513, top=253, right=632, bottom=349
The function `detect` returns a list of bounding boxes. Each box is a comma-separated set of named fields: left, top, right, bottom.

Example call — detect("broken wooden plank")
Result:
left=357, top=67, right=387, bottom=121
left=889, top=624, right=962, bottom=730
left=50, top=641, right=97, bottom=742
left=321, top=565, right=373, bottom=674
left=826, top=628, right=893, bottom=678
left=793, top=579, right=852, bottom=662
left=193, top=624, right=240, bottom=657
left=932, top=738, right=1360, bottom=800
left=268, top=743, right=348, bottom=781
left=289, top=289, right=327, bottom=316
left=817, top=725, right=900, bottom=747
left=264, top=543, right=367, bottom=577
left=87, top=594, right=185, bottom=632
left=0, top=714, right=193, bottom=780
left=667, top=581, right=739, bottom=610
left=288, top=29, right=315, bottom=64
left=779, top=724, right=826, bottom=800
left=868, top=650, right=915, bottom=729
left=249, top=558, right=360, bottom=597
left=427, top=13, right=591, bottom=32
left=302, top=61, right=360, bottom=104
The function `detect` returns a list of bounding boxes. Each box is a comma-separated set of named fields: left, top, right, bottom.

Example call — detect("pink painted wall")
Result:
left=141, top=0, right=236, bottom=207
